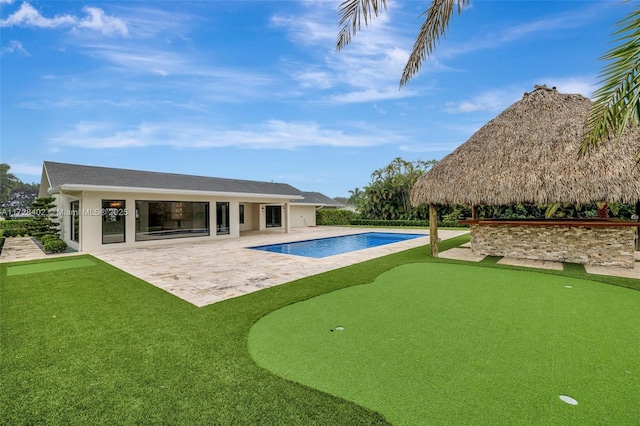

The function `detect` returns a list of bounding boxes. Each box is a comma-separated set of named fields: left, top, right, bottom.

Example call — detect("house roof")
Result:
left=411, top=86, right=640, bottom=206
left=43, top=161, right=305, bottom=199
left=295, top=191, right=344, bottom=207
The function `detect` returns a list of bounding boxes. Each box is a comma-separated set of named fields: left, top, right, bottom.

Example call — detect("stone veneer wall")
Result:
left=470, top=224, right=636, bottom=268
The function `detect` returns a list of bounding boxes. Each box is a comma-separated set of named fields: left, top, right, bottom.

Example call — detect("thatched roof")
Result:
left=411, top=86, right=640, bottom=206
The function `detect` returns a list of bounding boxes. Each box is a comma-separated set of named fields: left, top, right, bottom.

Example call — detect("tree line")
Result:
left=0, top=163, right=40, bottom=218
left=334, top=157, right=639, bottom=224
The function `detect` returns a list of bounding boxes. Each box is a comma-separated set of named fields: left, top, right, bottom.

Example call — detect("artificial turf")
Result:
left=1, top=234, right=639, bottom=425
left=6, top=258, right=96, bottom=276
left=249, top=263, right=640, bottom=425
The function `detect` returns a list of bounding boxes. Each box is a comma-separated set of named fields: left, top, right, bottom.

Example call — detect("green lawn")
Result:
left=1, top=235, right=639, bottom=425
left=249, top=263, right=640, bottom=425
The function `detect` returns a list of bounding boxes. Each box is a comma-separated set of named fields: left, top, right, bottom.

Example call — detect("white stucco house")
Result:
left=39, top=162, right=342, bottom=252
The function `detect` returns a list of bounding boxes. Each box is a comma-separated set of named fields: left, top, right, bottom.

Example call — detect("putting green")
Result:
left=249, top=263, right=640, bottom=425
left=7, top=258, right=96, bottom=276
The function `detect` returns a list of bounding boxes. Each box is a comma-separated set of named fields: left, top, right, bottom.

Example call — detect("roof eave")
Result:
left=55, top=184, right=304, bottom=200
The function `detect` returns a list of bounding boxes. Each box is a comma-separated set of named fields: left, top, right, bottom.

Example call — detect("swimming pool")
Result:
left=249, top=232, right=427, bottom=258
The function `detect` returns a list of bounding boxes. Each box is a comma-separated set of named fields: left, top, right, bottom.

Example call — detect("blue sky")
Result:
left=0, top=0, right=634, bottom=197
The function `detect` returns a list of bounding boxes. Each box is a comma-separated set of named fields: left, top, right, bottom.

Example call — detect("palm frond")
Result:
left=400, top=0, right=469, bottom=87
left=582, top=6, right=640, bottom=159
left=336, top=0, right=387, bottom=52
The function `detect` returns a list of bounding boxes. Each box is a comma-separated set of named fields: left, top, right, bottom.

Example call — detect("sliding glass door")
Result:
left=102, top=200, right=126, bottom=244
left=135, top=201, right=209, bottom=241
left=265, top=205, right=282, bottom=228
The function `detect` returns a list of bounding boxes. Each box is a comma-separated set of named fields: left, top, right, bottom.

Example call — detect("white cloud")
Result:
left=0, top=0, right=15, bottom=4
left=444, top=89, right=522, bottom=113
left=538, top=76, right=595, bottom=98
left=76, top=6, right=128, bottom=36
left=0, top=2, right=128, bottom=36
left=271, top=2, right=432, bottom=103
left=295, top=70, right=333, bottom=89
left=1, top=3, right=76, bottom=28
left=81, top=43, right=275, bottom=95
left=330, top=87, right=410, bottom=103
left=50, top=120, right=404, bottom=150
left=1, top=40, right=29, bottom=56
left=436, top=2, right=607, bottom=61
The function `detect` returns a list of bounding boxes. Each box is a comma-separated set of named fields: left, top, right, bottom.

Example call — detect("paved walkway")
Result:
left=0, top=237, right=76, bottom=263
left=440, top=244, right=640, bottom=277
left=0, top=237, right=46, bottom=263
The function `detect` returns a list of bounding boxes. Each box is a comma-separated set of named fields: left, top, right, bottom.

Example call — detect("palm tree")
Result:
left=0, top=163, right=20, bottom=205
left=336, top=1, right=639, bottom=153
left=347, top=187, right=363, bottom=204
left=581, top=6, right=640, bottom=158
left=336, top=0, right=469, bottom=87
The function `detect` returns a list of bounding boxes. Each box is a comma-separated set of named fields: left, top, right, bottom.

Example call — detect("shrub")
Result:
left=0, top=220, right=35, bottom=230
left=316, top=209, right=358, bottom=226
left=347, top=219, right=469, bottom=228
left=39, top=234, right=56, bottom=244
left=43, top=238, right=67, bottom=253
left=2, top=229, right=28, bottom=238
left=349, top=219, right=428, bottom=227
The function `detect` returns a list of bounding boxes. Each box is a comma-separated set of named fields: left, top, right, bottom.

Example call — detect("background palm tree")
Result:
left=0, top=163, right=20, bottom=205
left=336, top=0, right=639, bottom=153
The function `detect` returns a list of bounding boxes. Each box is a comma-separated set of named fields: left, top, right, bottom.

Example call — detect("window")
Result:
left=216, top=202, right=230, bottom=235
left=70, top=200, right=79, bottom=243
left=102, top=200, right=126, bottom=244
left=266, top=205, right=282, bottom=228
left=239, top=204, right=245, bottom=224
left=135, top=201, right=209, bottom=241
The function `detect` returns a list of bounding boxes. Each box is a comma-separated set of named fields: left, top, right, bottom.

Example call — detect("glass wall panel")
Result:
left=102, top=200, right=126, bottom=244
left=135, top=201, right=209, bottom=241
left=216, top=202, right=230, bottom=235
left=266, top=205, right=282, bottom=228
left=70, top=200, right=79, bottom=243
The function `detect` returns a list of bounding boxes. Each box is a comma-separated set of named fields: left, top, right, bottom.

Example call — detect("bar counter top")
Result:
left=459, top=219, right=640, bottom=227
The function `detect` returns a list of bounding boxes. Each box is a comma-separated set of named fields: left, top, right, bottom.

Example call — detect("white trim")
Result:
left=49, top=184, right=304, bottom=200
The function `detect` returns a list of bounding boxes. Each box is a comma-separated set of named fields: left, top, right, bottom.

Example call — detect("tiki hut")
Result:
left=411, top=85, right=640, bottom=267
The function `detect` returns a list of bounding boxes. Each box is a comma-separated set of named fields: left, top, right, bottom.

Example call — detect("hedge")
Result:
left=0, top=220, right=35, bottom=230
left=316, top=209, right=358, bottom=226
left=43, top=238, right=67, bottom=253
left=2, top=228, right=30, bottom=237
left=348, top=219, right=468, bottom=228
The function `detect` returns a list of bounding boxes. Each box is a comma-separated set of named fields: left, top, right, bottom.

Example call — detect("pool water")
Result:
left=249, top=232, right=427, bottom=258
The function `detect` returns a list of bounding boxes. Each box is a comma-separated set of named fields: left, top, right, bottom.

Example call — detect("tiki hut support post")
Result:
left=429, top=203, right=439, bottom=257
left=471, top=205, right=478, bottom=220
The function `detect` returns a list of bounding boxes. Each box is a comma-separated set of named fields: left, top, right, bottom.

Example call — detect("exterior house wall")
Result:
left=290, top=205, right=316, bottom=227
left=239, top=203, right=253, bottom=232
left=69, top=191, right=249, bottom=252
left=471, top=224, right=636, bottom=268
